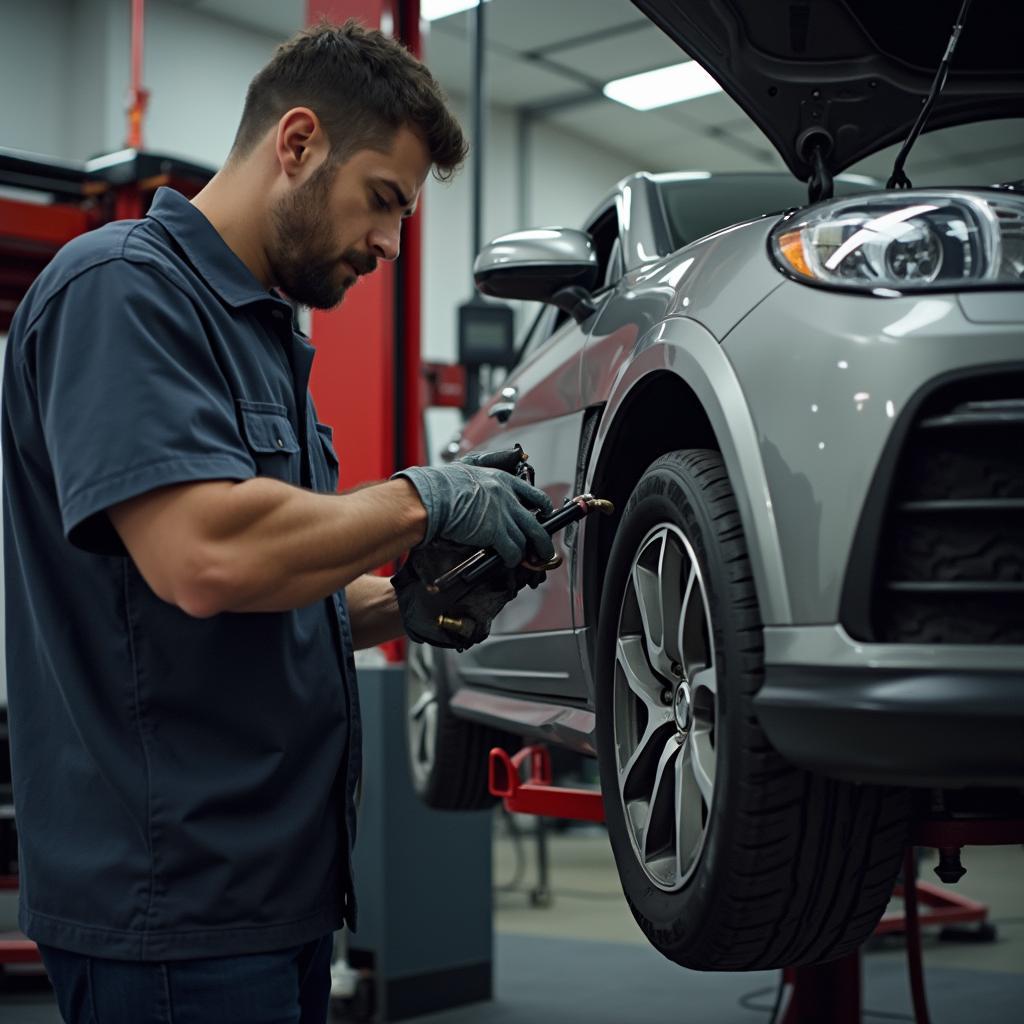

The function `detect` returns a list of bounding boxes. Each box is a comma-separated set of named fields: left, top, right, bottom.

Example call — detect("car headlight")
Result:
left=770, top=191, right=1024, bottom=292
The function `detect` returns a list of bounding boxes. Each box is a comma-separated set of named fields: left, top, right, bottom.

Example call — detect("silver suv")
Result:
left=406, top=0, right=1024, bottom=971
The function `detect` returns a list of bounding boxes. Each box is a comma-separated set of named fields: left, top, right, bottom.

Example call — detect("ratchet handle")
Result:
left=456, top=495, right=612, bottom=588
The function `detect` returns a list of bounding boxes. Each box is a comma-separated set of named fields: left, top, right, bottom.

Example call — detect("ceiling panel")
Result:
left=426, top=25, right=585, bottom=107
left=656, top=90, right=753, bottom=130
left=537, top=24, right=684, bottom=81
left=438, top=0, right=648, bottom=55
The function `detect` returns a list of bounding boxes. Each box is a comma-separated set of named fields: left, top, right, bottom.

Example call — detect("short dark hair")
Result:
left=230, top=19, right=467, bottom=181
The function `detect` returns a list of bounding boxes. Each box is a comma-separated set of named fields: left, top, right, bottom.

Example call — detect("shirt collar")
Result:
left=146, top=187, right=289, bottom=312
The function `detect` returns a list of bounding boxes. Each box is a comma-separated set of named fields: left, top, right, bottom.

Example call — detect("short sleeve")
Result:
left=27, top=260, right=256, bottom=555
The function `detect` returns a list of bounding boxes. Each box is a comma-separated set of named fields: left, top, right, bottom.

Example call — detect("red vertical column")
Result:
left=305, top=0, right=424, bottom=487
left=396, top=0, right=425, bottom=469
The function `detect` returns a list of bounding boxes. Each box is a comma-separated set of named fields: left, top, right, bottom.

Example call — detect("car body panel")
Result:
left=452, top=309, right=600, bottom=700
left=757, top=625, right=1024, bottom=786
left=723, top=281, right=1024, bottom=623
left=580, top=312, right=794, bottom=630
left=449, top=686, right=596, bottom=755
left=581, top=217, right=789, bottom=405
left=616, top=176, right=674, bottom=269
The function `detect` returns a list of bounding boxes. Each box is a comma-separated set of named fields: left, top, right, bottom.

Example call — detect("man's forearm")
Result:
left=218, top=478, right=425, bottom=614
left=345, top=573, right=405, bottom=648
left=110, top=476, right=427, bottom=617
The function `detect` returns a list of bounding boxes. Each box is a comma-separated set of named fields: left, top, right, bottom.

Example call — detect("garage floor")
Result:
left=1, top=825, right=1022, bottom=1023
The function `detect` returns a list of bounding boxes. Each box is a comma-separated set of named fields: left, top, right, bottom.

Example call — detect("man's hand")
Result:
left=392, top=540, right=545, bottom=651
left=393, top=463, right=554, bottom=568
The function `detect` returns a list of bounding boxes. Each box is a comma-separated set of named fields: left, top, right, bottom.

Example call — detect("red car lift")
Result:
left=489, top=743, right=1024, bottom=1024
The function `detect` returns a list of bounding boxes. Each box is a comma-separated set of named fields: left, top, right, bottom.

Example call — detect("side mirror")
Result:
left=473, top=228, right=599, bottom=319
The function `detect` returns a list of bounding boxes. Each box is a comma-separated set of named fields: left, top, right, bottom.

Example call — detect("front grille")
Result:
left=873, top=372, right=1024, bottom=643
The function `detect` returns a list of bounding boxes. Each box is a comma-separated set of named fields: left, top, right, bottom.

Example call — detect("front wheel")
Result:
left=595, top=450, right=908, bottom=970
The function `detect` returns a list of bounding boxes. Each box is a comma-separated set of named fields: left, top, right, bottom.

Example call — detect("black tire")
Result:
left=595, top=450, right=909, bottom=970
left=405, top=642, right=517, bottom=810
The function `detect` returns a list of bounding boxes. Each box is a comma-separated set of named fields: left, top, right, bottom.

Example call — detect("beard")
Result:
left=268, top=162, right=376, bottom=310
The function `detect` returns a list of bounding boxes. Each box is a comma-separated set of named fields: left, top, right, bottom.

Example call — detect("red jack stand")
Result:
left=489, top=745, right=605, bottom=823
left=488, top=743, right=1024, bottom=1024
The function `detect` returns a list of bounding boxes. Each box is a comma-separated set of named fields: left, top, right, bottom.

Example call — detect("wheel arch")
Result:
left=577, top=321, right=793, bottom=671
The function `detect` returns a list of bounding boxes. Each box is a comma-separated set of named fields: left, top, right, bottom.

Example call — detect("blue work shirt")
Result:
left=2, top=187, right=361, bottom=961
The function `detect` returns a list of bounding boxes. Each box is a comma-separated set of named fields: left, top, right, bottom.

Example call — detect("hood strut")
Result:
left=887, top=0, right=973, bottom=189
left=807, top=140, right=834, bottom=204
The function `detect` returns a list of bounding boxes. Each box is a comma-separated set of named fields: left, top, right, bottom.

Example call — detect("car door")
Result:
left=451, top=300, right=591, bottom=700
left=449, top=203, right=624, bottom=701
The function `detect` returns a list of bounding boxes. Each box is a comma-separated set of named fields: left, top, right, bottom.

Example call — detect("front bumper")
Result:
left=755, top=625, right=1024, bottom=787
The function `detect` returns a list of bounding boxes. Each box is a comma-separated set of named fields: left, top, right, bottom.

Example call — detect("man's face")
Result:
left=268, top=125, right=431, bottom=310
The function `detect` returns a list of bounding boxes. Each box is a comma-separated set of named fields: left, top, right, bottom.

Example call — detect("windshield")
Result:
left=659, top=173, right=877, bottom=249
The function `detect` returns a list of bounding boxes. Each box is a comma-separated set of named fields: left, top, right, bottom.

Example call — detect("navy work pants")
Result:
left=38, top=934, right=333, bottom=1024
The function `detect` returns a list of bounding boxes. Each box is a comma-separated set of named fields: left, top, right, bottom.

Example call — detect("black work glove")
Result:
left=392, top=461, right=554, bottom=567
left=392, top=540, right=546, bottom=651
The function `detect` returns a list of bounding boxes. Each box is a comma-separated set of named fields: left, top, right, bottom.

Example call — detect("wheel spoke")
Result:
left=680, top=565, right=710, bottom=681
left=619, top=715, right=672, bottom=792
left=641, top=733, right=680, bottom=865
left=409, top=701, right=427, bottom=763
left=409, top=690, right=434, bottom=721
left=616, top=636, right=667, bottom=714
left=690, top=665, right=716, bottom=697
left=632, top=552, right=664, bottom=656
left=422, top=700, right=438, bottom=767
left=658, top=536, right=686, bottom=668
left=676, top=740, right=704, bottom=875
left=689, top=728, right=716, bottom=807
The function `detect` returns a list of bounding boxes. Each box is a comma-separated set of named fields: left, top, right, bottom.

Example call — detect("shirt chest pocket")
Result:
left=315, top=422, right=340, bottom=493
left=237, top=400, right=301, bottom=485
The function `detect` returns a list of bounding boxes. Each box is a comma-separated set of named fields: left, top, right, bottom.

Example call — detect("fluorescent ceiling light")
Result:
left=422, top=0, right=490, bottom=20
left=604, top=61, right=722, bottom=111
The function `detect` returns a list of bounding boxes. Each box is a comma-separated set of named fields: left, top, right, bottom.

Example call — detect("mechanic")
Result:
left=1, top=20, right=553, bottom=1024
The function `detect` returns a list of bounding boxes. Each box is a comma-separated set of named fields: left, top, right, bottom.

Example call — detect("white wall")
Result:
left=0, top=0, right=294, bottom=165
left=143, top=3, right=288, bottom=168
left=0, top=0, right=75, bottom=159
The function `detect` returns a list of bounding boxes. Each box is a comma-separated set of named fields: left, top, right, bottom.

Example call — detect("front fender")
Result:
left=578, top=319, right=793, bottom=630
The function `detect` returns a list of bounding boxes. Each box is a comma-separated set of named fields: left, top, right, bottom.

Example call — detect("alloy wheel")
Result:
left=613, top=522, right=718, bottom=891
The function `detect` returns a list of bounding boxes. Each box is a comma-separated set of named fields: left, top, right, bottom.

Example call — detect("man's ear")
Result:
left=274, top=107, right=328, bottom=181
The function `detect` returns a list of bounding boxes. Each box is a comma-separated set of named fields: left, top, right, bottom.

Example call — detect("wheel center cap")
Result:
left=673, top=681, right=692, bottom=733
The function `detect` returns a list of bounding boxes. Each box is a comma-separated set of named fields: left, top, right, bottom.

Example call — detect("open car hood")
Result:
left=633, top=0, right=1024, bottom=181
